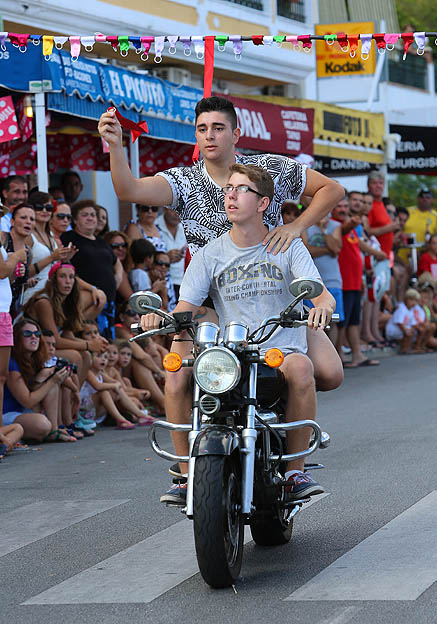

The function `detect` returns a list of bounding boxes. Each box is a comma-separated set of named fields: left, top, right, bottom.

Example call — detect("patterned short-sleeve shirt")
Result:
left=156, top=153, right=307, bottom=256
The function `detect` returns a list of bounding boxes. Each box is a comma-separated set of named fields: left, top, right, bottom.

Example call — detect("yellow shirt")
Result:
left=398, top=207, right=437, bottom=263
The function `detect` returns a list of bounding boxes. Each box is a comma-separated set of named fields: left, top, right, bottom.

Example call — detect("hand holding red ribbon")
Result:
left=107, top=107, right=149, bottom=142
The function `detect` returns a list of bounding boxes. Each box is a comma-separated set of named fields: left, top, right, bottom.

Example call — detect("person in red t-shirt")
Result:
left=366, top=171, right=398, bottom=257
left=418, top=234, right=437, bottom=278
left=332, top=197, right=384, bottom=367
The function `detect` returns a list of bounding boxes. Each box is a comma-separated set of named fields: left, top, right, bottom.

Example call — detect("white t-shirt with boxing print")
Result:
left=179, top=233, right=320, bottom=355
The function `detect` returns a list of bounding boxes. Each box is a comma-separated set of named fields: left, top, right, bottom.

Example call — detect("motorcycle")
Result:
left=129, top=277, right=338, bottom=588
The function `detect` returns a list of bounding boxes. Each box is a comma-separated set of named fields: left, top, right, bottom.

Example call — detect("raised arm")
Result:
left=97, top=110, right=173, bottom=205
left=264, top=169, right=344, bottom=254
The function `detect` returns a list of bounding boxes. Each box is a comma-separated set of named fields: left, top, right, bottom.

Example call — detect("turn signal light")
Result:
left=264, top=348, right=284, bottom=368
left=163, top=352, right=183, bottom=372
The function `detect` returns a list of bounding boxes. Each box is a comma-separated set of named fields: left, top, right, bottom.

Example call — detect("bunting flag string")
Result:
left=1, top=31, right=436, bottom=63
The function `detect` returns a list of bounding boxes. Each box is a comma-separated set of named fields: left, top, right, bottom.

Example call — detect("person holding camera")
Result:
left=3, top=318, right=76, bottom=442
left=41, top=330, right=88, bottom=438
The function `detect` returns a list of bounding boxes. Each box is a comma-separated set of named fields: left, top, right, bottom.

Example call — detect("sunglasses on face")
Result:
left=155, top=260, right=170, bottom=268
left=111, top=242, right=127, bottom=249
left=22, top=330, right=41, bottom=338
left=139, top=206, right=159, bottom=213
left=34, top=204, right=54, bottom=213
left=125, top=309, right=139, bottom=317
left=55, top=213, right=72, bottom=221
left=222, top=184, right=264, bottom=198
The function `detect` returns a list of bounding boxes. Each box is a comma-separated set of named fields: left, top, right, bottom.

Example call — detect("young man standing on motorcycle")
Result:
left=142, top=164, right=336, bottom=504
left=98, top=96, right=344, bottom=395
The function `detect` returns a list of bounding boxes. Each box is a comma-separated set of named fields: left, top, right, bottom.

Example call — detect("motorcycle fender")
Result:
left=192, top=426, right=240, bottom=457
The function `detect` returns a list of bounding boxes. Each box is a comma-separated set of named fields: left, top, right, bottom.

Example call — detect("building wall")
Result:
left=0, top=0, right=318, bottom=97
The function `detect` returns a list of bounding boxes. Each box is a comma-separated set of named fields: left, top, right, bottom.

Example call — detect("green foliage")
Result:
left=395, top=0, right=437, bottom=30
left=388, top=174, right=437, bottom=208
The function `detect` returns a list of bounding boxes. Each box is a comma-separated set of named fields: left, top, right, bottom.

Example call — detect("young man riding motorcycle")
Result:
left=141, top=164, right=336, bottom=505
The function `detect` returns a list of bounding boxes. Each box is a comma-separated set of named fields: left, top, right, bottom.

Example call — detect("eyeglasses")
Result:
left=155, top=260, right=170, bottom=268
left=22, top=330, right=41, bottom=338
left=55, top=213, right=72, bottom=221
left=125, top=309, right=139, bottom=317
left=111, top=242, right=127, bottom=249
left=222, top=184, right=264, bottom=198
left=34, top=203, right=54, bottom=212
left=139, top=206, right=159, bottom=213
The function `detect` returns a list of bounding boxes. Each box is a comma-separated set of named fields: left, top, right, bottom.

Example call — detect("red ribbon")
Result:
left=107, top=107, right=149, bottom=143
left=192, top=35, right=215, bottom=162
left=251, top=35, right=264, bottom=46
left=336, top=32, right=348, bottom=49
left=373, top=33, right=386, bottom=50
left=401, top=32, right=414, bottom=58
left=348, top=34, right=359, bottom=54
left=106, top=36, right=119, bottom=50
left=297, top=35, right=312, bottom=49
left=9, top=33, right=30, bottom=48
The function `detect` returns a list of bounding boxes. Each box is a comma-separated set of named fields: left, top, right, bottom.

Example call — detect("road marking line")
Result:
left=285, top=491, right=437, bottom=601
left=23, top=518, right=197, bottom=604
left=24, top=493, right=330, bottom=604
left=317, top=606, right=363, bottom=624
left=0, top=500, right=129, bottom=558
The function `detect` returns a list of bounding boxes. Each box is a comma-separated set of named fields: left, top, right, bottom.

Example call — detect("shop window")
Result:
left=277, top=0, right=306, bottom=22
left=222, top=0, right=264, bottom=10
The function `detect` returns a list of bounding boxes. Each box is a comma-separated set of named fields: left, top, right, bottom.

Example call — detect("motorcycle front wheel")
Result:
left=193, top=454, right=244, bottom=588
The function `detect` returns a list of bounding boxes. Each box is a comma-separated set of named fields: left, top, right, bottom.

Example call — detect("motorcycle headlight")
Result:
left=193, top=347, right=241, bottom=394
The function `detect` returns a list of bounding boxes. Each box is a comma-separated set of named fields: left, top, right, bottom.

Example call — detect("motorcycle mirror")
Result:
left=128, top=291, right=162, bottom=315
left=289, top=278, right=323, bottom=300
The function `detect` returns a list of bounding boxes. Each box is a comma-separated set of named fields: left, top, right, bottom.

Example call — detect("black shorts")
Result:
left=338, top=290, right=361, bottom=327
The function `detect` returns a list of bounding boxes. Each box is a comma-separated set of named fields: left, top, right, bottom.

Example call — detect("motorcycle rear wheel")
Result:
left=193, top=455, right=244, bottom=588
left=249, top=512, right=293, bottom=546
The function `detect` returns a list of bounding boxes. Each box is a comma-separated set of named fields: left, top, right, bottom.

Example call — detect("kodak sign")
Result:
left=315, top=21, right=376, bottom=79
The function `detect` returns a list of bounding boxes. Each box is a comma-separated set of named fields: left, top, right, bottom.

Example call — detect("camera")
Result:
left=406, top=234, right=417, bottom=246
left=55, top=357, right=78, bottom=374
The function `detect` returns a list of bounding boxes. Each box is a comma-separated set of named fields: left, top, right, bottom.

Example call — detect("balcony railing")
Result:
left=277, top=0, right=306, bottom=22
left=222, top=0, right=263, bottom=10
left=388, top=52, right=427, bottom=90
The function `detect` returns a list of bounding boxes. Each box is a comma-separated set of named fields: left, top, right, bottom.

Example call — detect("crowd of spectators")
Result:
left=0, top=169, right=436, bottom=462
left=299, top=171, right=437, bottom=368
left=0, top=172, right=187, bottom=461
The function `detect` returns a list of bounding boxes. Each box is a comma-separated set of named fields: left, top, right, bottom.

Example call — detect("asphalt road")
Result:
left=2, top=351, right=437, bottom=624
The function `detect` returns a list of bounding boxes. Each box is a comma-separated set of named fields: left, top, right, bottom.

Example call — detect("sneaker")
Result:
left=168, top=462, right=183, bottom=477
left=160, top=481, right=187, bottom=506
left=284, top=471, right=324, bottom=501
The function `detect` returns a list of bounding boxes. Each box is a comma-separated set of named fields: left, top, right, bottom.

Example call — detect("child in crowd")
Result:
left=418, top=284, right=437, bottom=351
left=116, top=301, right=167, bottom=373
left=385, top=289, right=421, bottom=354
left=106, top=342, right=152, bottom=411
left=80, top=350, right=154, bottom=428
left=114, top=340, right=158, bottom=417
left=128, top=239, right=156, bottom=292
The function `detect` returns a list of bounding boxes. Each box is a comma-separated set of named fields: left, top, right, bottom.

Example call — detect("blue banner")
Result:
left=0, top=43, right=62, bottom=91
